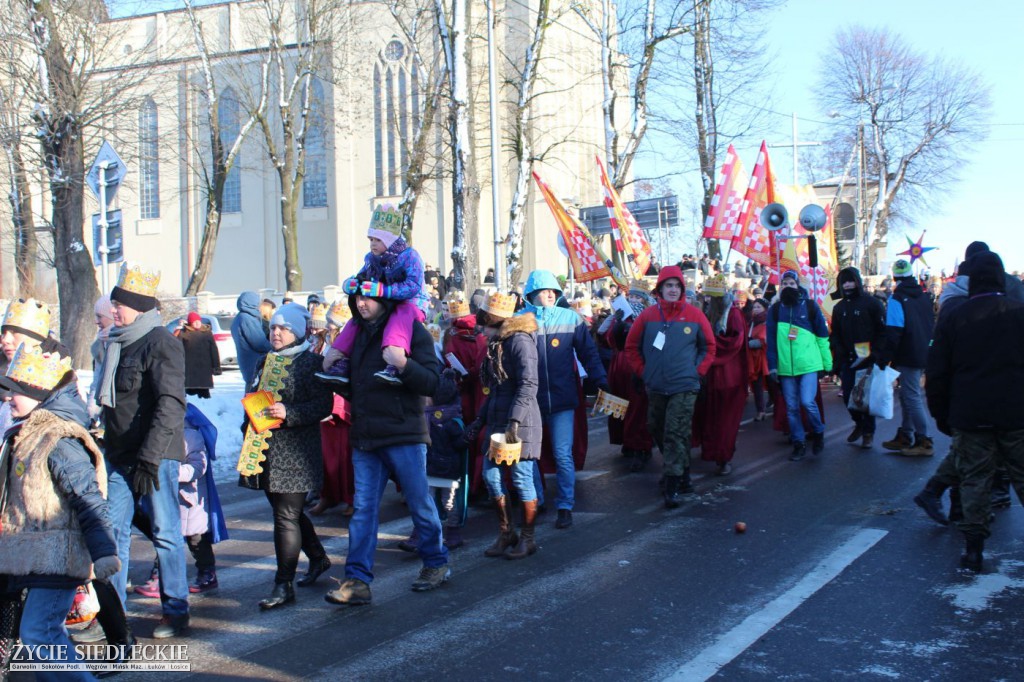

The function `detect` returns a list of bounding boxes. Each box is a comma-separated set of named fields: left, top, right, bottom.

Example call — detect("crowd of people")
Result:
left=0, top=208, right=1023, bottom=678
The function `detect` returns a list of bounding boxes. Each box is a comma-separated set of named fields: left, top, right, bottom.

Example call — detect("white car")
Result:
left=166, top=314, right=238, bottom=367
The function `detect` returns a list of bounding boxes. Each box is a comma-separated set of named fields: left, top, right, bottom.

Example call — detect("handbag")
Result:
left=847, top=368, right=872, bottom=413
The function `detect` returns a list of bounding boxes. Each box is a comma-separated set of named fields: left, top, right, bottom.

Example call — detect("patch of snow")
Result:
left=859, top=665, right=900, bottom=679
left=937, top=560, right=1024, bottom=612
left=188, top=371, right=246, bottom=481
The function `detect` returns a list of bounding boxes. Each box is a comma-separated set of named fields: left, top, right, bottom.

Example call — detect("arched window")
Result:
left=219, top=87, right=241, bottom=213
left=373, top=39, right=421, bottom=198
left=303, top=80, right=328, bottom=208
left=139, top=98, right=160, bottom=219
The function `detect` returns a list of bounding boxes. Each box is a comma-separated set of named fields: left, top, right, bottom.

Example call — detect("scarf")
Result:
left=96, top=309, right=164, bottom=409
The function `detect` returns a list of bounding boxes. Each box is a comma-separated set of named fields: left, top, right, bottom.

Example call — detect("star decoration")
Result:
left=898, top=231, right=937, bottom=266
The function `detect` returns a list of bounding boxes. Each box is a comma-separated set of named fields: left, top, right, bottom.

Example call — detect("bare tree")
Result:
left=182, top=0, right=269, bottom=295
left=816, top=27, right=991, bottom=271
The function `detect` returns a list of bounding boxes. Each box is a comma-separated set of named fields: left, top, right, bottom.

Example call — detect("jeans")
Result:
left=264, top=490, right=325, bottom=584
left=779, top=373, right=824, bottom=444
left=346, top=444, right=448, bottom=584
left=107, top=460, right=190, bottom=616
left=545, top=409, right=576, bottom=511
left=20, top=587, right=94, bottom=681
left=483, top=458, right=536, bottom=502
left=839, top=362, right=876, bottom=435
left=895, top=366, right=929, bottom=439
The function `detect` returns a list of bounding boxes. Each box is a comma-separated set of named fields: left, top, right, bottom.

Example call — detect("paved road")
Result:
left=102, top=382, right=1023, bottom=681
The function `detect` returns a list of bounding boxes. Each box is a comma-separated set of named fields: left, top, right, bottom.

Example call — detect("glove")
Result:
left=768, top=370, right=779, bottom=384
left=342, top=277, right=360, bottom=295
left=504, top=420, right=520, bottom=444
left=359, top=280, right=386, bottom=298
left=132, top=460, right=161, bottom=496
left=323, top=346, right=344, bottom=372
left=747, top=339, right=763, bottom=349
left=463, top=418, right=483, bottom=445
left=93, top=555, right=122, bottom=581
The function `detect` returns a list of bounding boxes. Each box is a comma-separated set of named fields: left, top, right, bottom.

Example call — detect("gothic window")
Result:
left=139, top=98, right=160, bottom=219
left=373, top=39, right=422, bottom=198
left=303, top=79, right=328, bottom=208
left=219, top=87, right=241, bottom=213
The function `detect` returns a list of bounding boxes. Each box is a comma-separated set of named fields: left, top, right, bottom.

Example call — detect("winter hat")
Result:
left=891, top=259, right=913, bottom=279
left=2, top=298, right=52, bottom=342
left=187, top=312, right=202, bottom=326
left=967, top=251, right=1006, bottom=297
left=94, top=295, right=114, bottom=322
left=110, top=261, right=160, bottom=313
left=367, top=204, right=405, bottom=249
left=306, top=293, right=323, bottom=308
left=654, top=265, right=686, bottom=297
left=270, top=302, right=310, bottom=337
left=781, top=270, right=800, bottom=284
left=964, top=241, right=990, bottom=261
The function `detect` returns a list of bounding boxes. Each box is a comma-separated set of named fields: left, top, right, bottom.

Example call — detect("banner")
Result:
left=730, top=141, right=778, bottom=267
left=533, top=170, right=626, bottom=285
left=595, top=156, right=654, bottom=278
left=703, top=144, right=749, bottom=241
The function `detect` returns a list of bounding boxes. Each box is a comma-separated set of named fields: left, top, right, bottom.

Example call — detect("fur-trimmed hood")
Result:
left=497, top=312, right=538, bottom=340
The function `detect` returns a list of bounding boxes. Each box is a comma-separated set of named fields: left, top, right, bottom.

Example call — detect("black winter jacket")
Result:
left=829, top=267, right=886, bottom=366
left=180, top=325, right=221, bottom=390
left=926, top=294, right=1024, bottom=433
left=349, top=313, right=440, bottom=451
left=480, top=314, right=542, bottom=460
left=880, top=278, right=934, bottom=369
left=103, top=327, right=186, bottom=469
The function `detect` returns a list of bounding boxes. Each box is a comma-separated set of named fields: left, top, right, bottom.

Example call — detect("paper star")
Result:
left=898, top=231, right=937, bottom=267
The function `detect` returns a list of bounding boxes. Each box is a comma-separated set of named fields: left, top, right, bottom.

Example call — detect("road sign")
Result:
left=578, top=195, right=679, bottom=237
left=86, top=141, right=128, bottom=207
left=92, top=210, right=124, bottom=267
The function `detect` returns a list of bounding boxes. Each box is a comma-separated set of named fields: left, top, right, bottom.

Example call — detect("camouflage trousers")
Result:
left=647, top=391, right=698, bottom=477
left=953, top=428, right=1024, bottom=538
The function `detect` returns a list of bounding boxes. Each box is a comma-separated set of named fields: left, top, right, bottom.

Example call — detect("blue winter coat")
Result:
left=232, top=291, right=272, bottom=389
left=521, top=270, right=607, bottom=415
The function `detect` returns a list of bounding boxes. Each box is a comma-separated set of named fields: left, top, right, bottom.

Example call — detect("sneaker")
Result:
left=810, top=431, right=825, bottom=455
left=846, top=426, right=863, bottom=443
left=374, top=365, right=404, bottom=386
left=316, top=356, right=350, bottom=383
left=411, top=564, right=451, bottom=592
left=325, top=578, right=372, bottom=606
left=861, top=433, right=874, bottom=449
left=189, top=569, right=218, bottom=594
left=715, top=462, right=733, bottom=476
left=134, top=567, right=160, bottom=598
left=789, top=441, right=807, bottom=462
left=71, top=619, right=107, bottom=644
left=152, top=614, right=189, bottom=639
left=555, top=509, right=573, bottom=529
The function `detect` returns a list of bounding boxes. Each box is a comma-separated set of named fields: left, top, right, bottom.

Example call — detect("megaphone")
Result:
left=798, top=204, right=827, bottom=232
left=759, top=203, right=788, bottom=231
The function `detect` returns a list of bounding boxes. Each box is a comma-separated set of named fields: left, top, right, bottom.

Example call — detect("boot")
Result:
left=663, top=475, right=682, bottom=509
left=913, top=478, right=949, bottom=525
left=882, top=428, right=913, bottom=451
left=484, top=496, right=519, bottom=557
left=960, top=534, right=984, bottom=572
left=901, top=435, right=935, bottom=457
left=505, top=500, right=538, bottom=560
left=443, top=524, right=464, bottom=550
left=258, top=582, right=295, bottom=610
left=789, top=441, right=807, bottom=462
left=846, top=425, right=863, bottom=443
left=297, top=555, right=331, bottom=587
left=949, top=487, right=964, bottom=524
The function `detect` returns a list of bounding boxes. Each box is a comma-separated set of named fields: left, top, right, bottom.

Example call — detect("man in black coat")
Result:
left=95, top=263, right=190, bottom=639
left=829, top=267, right=886, bottom=448
left=925, top=251, right=1024, bottom=571
left=324, top=286, right=447, bottom=607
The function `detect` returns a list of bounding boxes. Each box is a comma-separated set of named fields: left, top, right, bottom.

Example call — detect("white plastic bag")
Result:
left=868, top=365, right=901, bottom=419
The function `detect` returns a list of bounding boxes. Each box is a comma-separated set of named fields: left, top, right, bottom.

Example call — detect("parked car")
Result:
left=166, top=314, right=238, bottom=367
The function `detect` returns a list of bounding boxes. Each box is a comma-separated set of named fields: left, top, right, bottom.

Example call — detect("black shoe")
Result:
left=810, top=431, right=825, bottom=455
left=960, top=534, right=984, bottom=572
left=914, top=488, right=949, bottom=526
left=555, top=509, right=573, bottom=529
left=789, top=442, right=807, bottom=462
left=846, top=426, right=863, bottom=443
left=297, top=556, right=331, bottom=587
left=259, top=582, right=296, bottom=610
left=152, top=614, right=190, bottom=639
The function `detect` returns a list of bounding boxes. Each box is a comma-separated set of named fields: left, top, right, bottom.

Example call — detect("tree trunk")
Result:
left=185, top=198, right=221, bottom=296
left=281, top=178, right=302, bottom=291
left=6, top=145, right=36, bottom=297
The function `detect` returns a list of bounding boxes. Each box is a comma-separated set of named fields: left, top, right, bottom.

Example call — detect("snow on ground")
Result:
left=937, top=559, right=1024, bottom=612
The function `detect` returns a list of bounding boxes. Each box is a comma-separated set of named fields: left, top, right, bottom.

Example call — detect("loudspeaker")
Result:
left=759, top=203, right=788, bottom=232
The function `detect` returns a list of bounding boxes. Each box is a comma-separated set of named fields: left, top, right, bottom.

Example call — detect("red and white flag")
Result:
left=595, top=156, right=654, bottom=278
left=730, top=141, right=778, bottom=267
left=703, top=144, right=749, bottom=240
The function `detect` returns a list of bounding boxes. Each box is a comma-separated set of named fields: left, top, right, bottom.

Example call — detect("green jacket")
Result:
left=767, top=293, right=832, bottom=377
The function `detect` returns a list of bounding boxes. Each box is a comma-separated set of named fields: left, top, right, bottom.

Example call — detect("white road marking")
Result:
left=665, top=527, right=888, bottom=681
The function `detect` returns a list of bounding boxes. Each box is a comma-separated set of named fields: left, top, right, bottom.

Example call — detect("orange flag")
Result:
left=703, top=144, right=749, bottom=240
left=730, top=142, right=778, bottom=267
left=595, top=156, right=654, bottom=278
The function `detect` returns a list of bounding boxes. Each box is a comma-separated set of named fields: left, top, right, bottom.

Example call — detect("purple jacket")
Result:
left=178, top=425, right=210, bottom=537
left=357, top=239, right=430, bottom=315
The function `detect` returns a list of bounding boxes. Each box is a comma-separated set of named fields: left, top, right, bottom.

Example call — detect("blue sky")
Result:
left=642, top=0, right=1024, bottom=273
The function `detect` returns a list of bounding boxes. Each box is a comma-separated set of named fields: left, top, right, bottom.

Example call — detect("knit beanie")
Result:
left=270, top=302, right=310, bottom=337
left=187, top=312, right=202, bottom=326
left=94, top=295, right=114, bottom=321
left=891, top=259, right=913, bottom=279
left=781, top=270, right=799, bottom=284
left=367, top=204, right=404, bottom=249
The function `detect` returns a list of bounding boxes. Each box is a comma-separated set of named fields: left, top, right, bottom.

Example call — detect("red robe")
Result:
left=605, top=319, right=653, bottom=450
left=443, top=316, right=488, bottom=493
left=319, top=395, right=354, bottom=506
left=695, top=306, right=749, bottom=464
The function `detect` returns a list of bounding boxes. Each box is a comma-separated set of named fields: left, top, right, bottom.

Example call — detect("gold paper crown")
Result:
left=327, top=299, right=351, bottom=325
left=116, top=261, right=160, bottom=298
left=446, top=294, right=470, bottom=318
left=704, top=274, right=729, bottom=297
left=368, top=204, right=405, bottom=239
left=5, top=343, right=72, bottom=391
left=3, top=298, right=51, bottom=338
left=310, top=303, right=327, bottom=324
left=482, top=292, right=517, bottom=319
left=426, top=323, right=443, bottom=344
left=628, top=279, right=652, bottom=294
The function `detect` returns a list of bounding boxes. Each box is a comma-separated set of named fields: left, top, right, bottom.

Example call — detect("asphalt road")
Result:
left=91, top=382, right=1024, bottom=680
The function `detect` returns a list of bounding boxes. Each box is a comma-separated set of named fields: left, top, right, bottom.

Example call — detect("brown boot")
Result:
left=882, top=428, right=913, bottom=451
left=901, top=435, right=935, bottom=457
left=484, top=496, right=518, bottom=557
left=505, top=499, right=538, bottom=560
